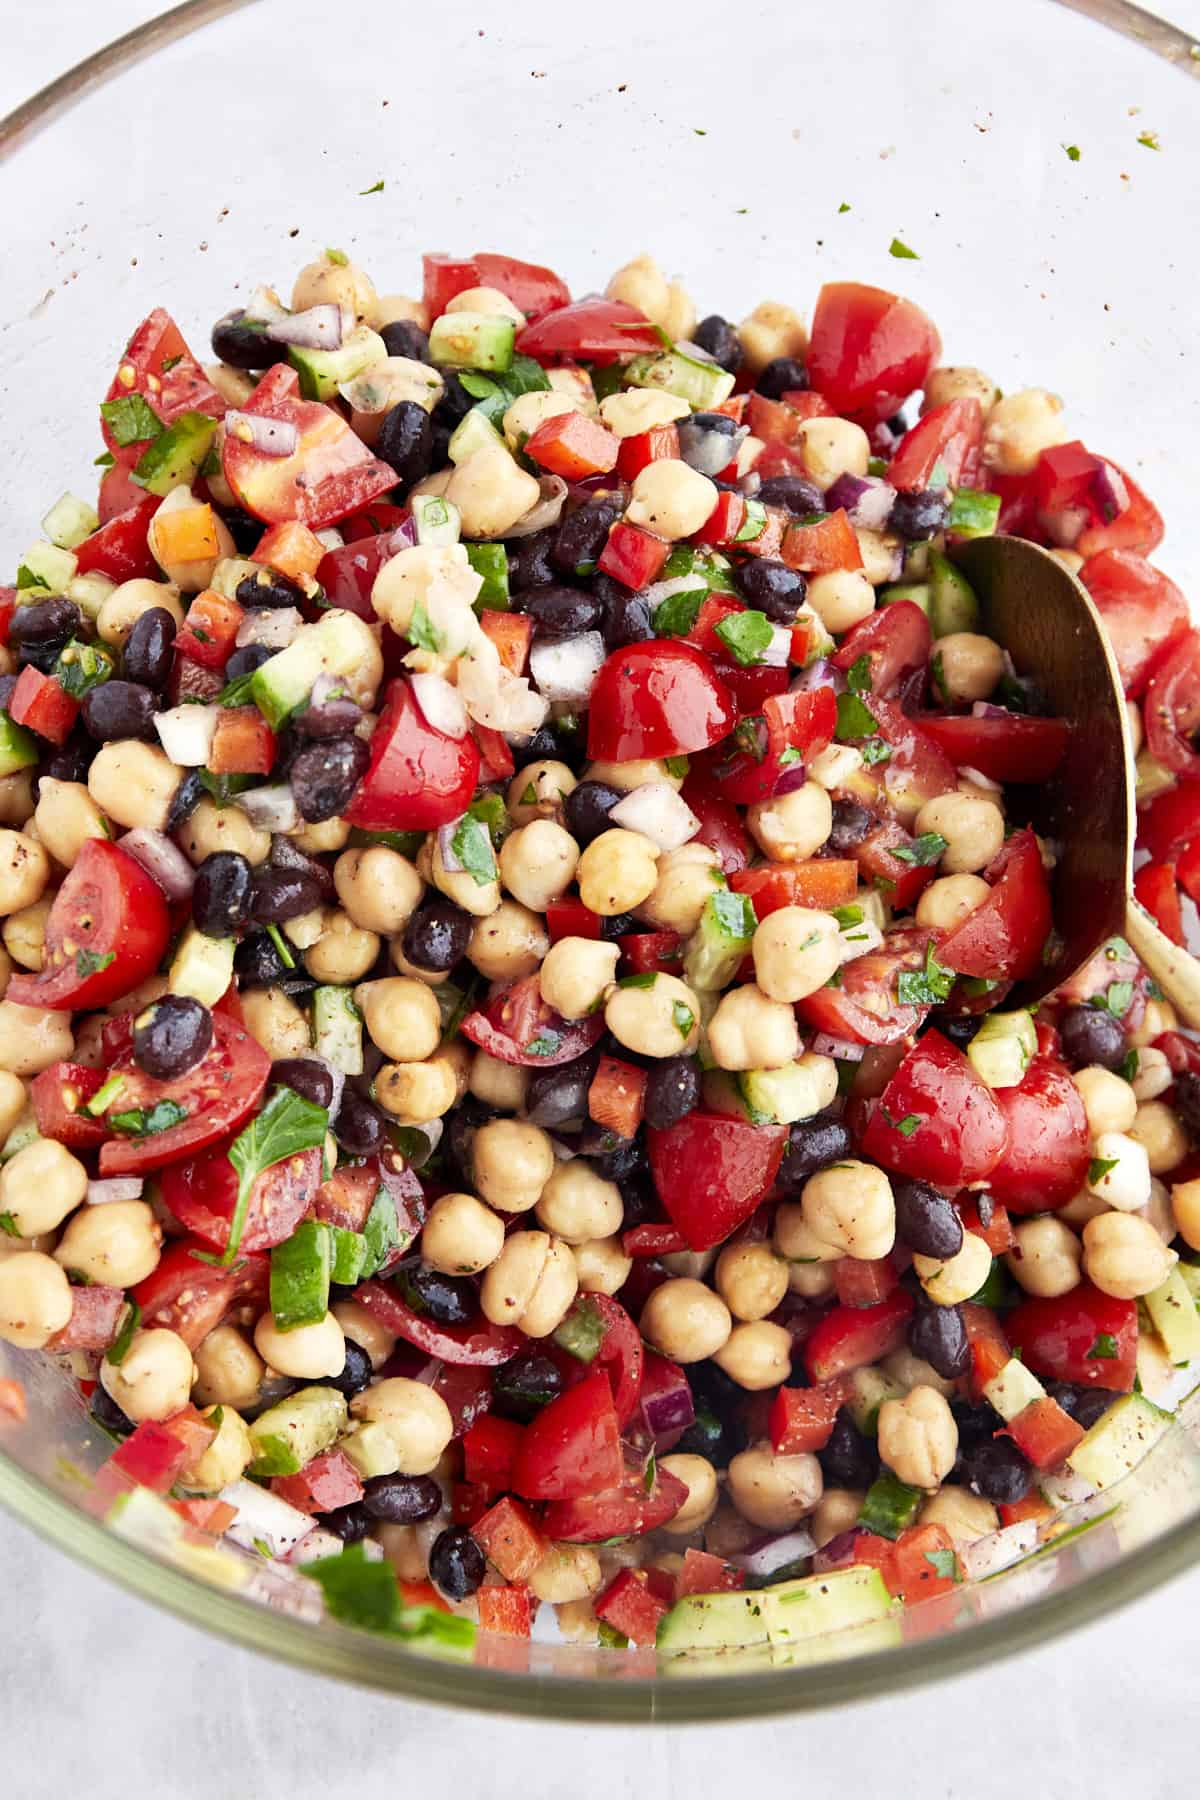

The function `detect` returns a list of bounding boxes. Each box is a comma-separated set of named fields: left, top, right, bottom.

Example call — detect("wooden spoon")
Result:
left=952, top=535, right=1200, bottom=1026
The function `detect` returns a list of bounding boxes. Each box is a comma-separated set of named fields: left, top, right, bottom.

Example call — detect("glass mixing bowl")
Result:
left=1, top=0, right=1199, bottom=1721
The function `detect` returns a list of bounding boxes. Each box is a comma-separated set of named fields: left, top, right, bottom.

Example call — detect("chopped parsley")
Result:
left=881, top=1109, right=922, bottom=1137
left=457, top=354, right=550, bottom=425
left=264, top=923, right=296, bottom=970
left=449, top=813, right=497, bottom=887
left=618, top=971, right=658, bottom=990
left=106, top=1301, right=141, bottom=1367
left=109, top=1099, right=189, bottom=1139
left=306, top=1542, right=474, bottom=1649
left=778, top=746, right=804, bottom=768
left=896, top=941, right=954, bottom=1006
left=733, top=715, right=767, bottom=762
left=99, top=393, right=163, bottom=446
left=924, top=1548, right=961, bottom=1582
left=1089, top=1156, right=1120, bottom=1185
left=845, top=654, right=873, bottom=694
left=838, top=201, right=852, bottom=213
left=891, top=832, right=948, bottom=867
left=643, top=1450, right=658, bottom=1493
left=1063, top=143, right=1081, bottom=161
left=407, top=599, right=443, bottom=654
left=834, top=691, right=878, bottom=742
left=75, top=948, right=116, bottom=980
left=0, top=1213, right=20, bottom=1238
left=1118, top=1049, right=1140, bottom=1083
left=519, top=782, right=538, bottom=806
left=1090, top=980, right=1133, bottom=1019
left=222, top=1086, right=329, bottom=1264
left=359, top=179, right=386, bottom=194
left=673, top=1001, right=696, bottom=1040
left=930, top=650, right=947, bottom=700
left=652, top=587, right=705, bottom=638
left=860, top=737, right=891, bottom=766
left=94, top=450, right=116, bottom=468
left=324, top=247, right=349, bottom=266
left=664, top=756, right=690, bottom=779
left=833, top=905, right=864, bottom=929
left=1136, top=130, right=1160, bottom=150
left=524, top=1031, right=562, bottom=1058
left=1086, top=1333, right=1119, bottom=1360
left=889, top=237, right=920, bottom=260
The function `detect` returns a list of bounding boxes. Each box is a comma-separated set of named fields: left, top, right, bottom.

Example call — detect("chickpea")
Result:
left=812, top=1488, right=866, bottom=1550
left=982, top=388, right=1067, bottom=477
left=425, top=831, right=501, bottom=919
left=351, top=1376, right=454, bottom=1475
left=446, top=444, right=541, bottom=539
left=100, top=1328, right=195, bottom=1422
left=637, top=842, right=723, bottom=935
left=175, top=793, right=268, bottom=866
left=773, top=1202, right=843, bottom=1264
left=0, top=774, right=33, bottom=831
left=806, top=569, right=876, bottom=634
left=539, top=937, right=620, bottom=1020
left=54, top=1198, right=162, bottom=1288
left=586, top=757, right=686, bottom=794
left=713, top=1319, right=793, bottom=1390
left=1129, top=997, right=1178, bottom=1050
left=605, top=252, right=671, bottom=321
left=1083, top=1211, right=1175, bottom=1299
left=445, top=284, right=525, bottom=325
left=182, top=1404, right=253, bottom=1493
left=356, top=977, right=440, bottom=1064
left=372, top=291, right=428, bottom=330
left=737, top=300, right=808, bottom=374
left=916, top=873, right=990, bottom=932
left=241, top=987, right=311, bottom=1060
left=922, top=366, right=998, bottom=413
left=727, top=1444, right=822, bottom=1531
left=332, top=1299, right=396, bottom=1370
left=96, top=578, right=184, bottom=651
left=640, top=1278, right=732, bottom=1363
left=0, top=1000, right=72, bottom=1076
left=914, top=1231, right=992, bottom=1307
left=914, top=792, right=1004, bottom=875
left=529, top=1544, right=602, bottom=1603
left=625, top=460, right=718, bottom=541
left=880, top=1347, right=959, bottom=1400
left=1171, top=1177, right=1200, bottom=1253
left=435, top=1038, right=471, bottom=1106
left=751, top=906, right=842, bottom=1004
left=480, top=1230, right=578, bottom=1336
left=468, top=1050, right=527, bottom=1114
left=1131, top=1047, right=1173, bottom=1104
left=1129, top=1100, right=1188, bottom=1176
left=853, top=526, right=901, bottom=587
left=715, top=1241, right=790, bottom=1323
left=304, top=910, right=379, bottom=985
left=375, top=1057, right=458, bottom=1125
left=2, top=897, right=49, bottom=971
left=496, top=820, right=579, bottom=913
left=707, top=982, right=799, bottom=1073
left=537, top=1161, right=623, bottom=1244
left=33, top=780, right=108, bottom=869
left=1007, top=1215, right=1082, bottom=1298
left=0, top=942, right=12, bottom=996
left=801, top=1160, right=895, bottom=1262
left=0, top=1251, right=73, bottom=1348
left=573, top=1234, right=633, bottom=1296
left=191, top=1324, right=265, bottom=1409
left=254, top=1309, right=345, bottom=1380
left=1073, top=1065, right=1137, bottom=1138
left=605, top=971, right=702, bottom=1060
left=599, top=389, right=690, bottom=436
left=657, top=1453, right=719, bottom=1537
left=1125, top=700, right=1145, bottom=759
left=421, top=1191, right=505, bottom=1276
left=747, top=782, right=832, bottom=863
left=467, top=899, right=549, bottom=982
left=288, top=815, right=352, bottom=856
left=332, top=846, right=423, bottom=935
left=502, top=389, right=576, bottom=450
left=0, top=1072, right=27, bottom=1144
left=505, top=759, right=577, bottom=827
left=0, top=830, right=49, bottom=919
left=794, top=416, right=870, bottom=490
left=0, top=1139, right=88, bottom=1237
left=472, top=1118, right=555, bottom=1213
left=292, top=251, right=377, bottom=322
left=932, top=633, right=1004, bottom=704
left=920, top=1487, right=999, bottom=1547
left=877, top=1385, right=958, bottom=1488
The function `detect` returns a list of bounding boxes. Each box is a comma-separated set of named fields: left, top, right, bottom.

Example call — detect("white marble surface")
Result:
left=5, top=4, right=1200, bottom=1794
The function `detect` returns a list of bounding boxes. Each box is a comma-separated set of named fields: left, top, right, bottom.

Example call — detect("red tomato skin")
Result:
left=49, top=1284, right=125, bottom=1352
left=1075, top=463, right=1163, bottom=559
left=102, top=309, right=226, bottom=455
left=422, top=254, right=480, bottom=318
left=515, top=298, right=663, bottom=364
left=1005, top=1285, right=1138, bottom=1391
left=888, top=399, right=983, bottom=491
left=646, top=1112, right=788, bottom=1251
left=768, top=1382, right=847, bottom=1453
left=73, top=496, right=162, bottom=583
left=937, top=827, right=1052, bottom=983
left=1134, top=862, right=1185, bottom=946
left=222, top=365, right=395, bottom=528
left=807, top=283, right=941, bottom=425
left=833, top=600, right=931, bottom=697
left=8, top=667, right=79, bottom=746
left=702, top=686, right=837, bottom=806
left=586, top=640, right=736, bottom=762
left=860, top=1030, right=1009, bottom=1187
left=459, top=975, right=605, bottom=1067
left=8, top=840, right=171, bottom=1012
left=680, top=777, right=751, bottom=874
left=805, top=1292, right=916, bottom=1384
left=984, top=1057, right=1091, bottom=1215
left=354, top=1279, right=523, bottom=1366
left=98, top=461, right=149, bottom=524
left=596, top=521, right=670, bottom=589
left=30, top=1063, right=108, bottom=1149
left=1002, top=1397, right=1085, bottom=1471
left=544, top=1463, right=689, bottom=1543
left=161, top=1146, right=322, bottom=1253
left=343, top=678, right=481, bottom=830
left=132, top=1241, right=268, bottom=1349
left=511, top=1370, right=624, bottom=1501
left=474, top=252, right=571, bottom=321
left=731, top=860, right=858, bottom=918
left=98, top=1013, right=270, bottom=1176
left=1144, top=629, right=1200, bottom=779
left=1081, top=550, right=1189, bottom=698
left=316, top=525, right=415, bottom=619
left=918, top=714, right=1069, bottom=784
left=796, top=928, right=932, bottom=1048
left=1139, top=782, right=1200, bottom=864
left=462, top=1415, right=525, bottom=1488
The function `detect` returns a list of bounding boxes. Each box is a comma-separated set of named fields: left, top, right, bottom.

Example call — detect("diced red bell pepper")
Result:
left=805, top=1291, right=915, bottom=1384
left=462, top=1414, right=525, bottom=1489
left=208, top=707, right=277, bottom=776
left=8, top=666, right=79, bottom=746
left=452, top=1480, right=500, bottom=1526
left=692, top=491, right=747, bottom=549
left=525, top=411, right=619, bottom=480
left=597, top=520, right=670, bottom=588
left=545, top=898, right=603, bottom=942
left=588, top=1055, right=647, bottom=1140
left=833, top=1256, right=899, bottom=1309
left=780, top=510, right=863, bottom=574
left=105, top=1407, right=216, bottom=1497
left=471, top=1495, right=547, bottom=1583
left=49, top=1284, right=126, bottom=1352
left=172, top=1496, right=239, bottom=1536
left=885, top=1523, right=961, bottom=1603
left=175, top=590, right=244, bottom=670
left=958, top=1196, right=1015, bottom=1255
left=617, top=424, right=680, bottom=481
left=478, top=608, right=532, bottom=676
left=1135, top=862, right=1184, bottom=944
left=73, top=495, right=161, bottom=583
left=252, top=519, right=326, bottom=581
left=622, top=1222, right=689, bottom=1257
left=30, top=1061, right=108, bottom=1149
left=998, top=1492, right=1056, bottom=1531
left=1002, top=1397, right=1085, bottom=1471
left=477, top=1585, right=535, bottom=1638
left=618, top=930, right=683, bottom=975
left=730, top=860, right=859, bottom=918
left=961, top=1303, right=1012, bottom=1393
left=399, top=1579, right=452, bottom=1615
left=674, top=1548, right=745, bottom=1598
left=1035, top=440, right=1103, bottom=513
left=1140, top=780, right=1200, bottom=864
left=768, top=1381, right=848, bottom=1453
left=594, top=1568, right=670, bottom=1646
left=1005, top=1284, right=1138, bottom=1392
left=475, top=724, right=515, bottom=781
left=510, top=1369, right=623, bottom=1501
left=272, top=1449, right=364, bottom=1513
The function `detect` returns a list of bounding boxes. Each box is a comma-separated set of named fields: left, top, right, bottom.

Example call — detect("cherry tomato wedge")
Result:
left=1005, top=1284, right=1138, bottom=1392
left=8, top=840, right=170, bottom=1012
left=459, top=974, right=605, bottom=1067
left=30, top=1062, right=108, bottom=1150
left=561, top=1295, right=644, bottom=1426
left=1144, top=629, right=1200, bottom=779
left=102, top=309, right=226, bottom=458
left=833, top=600, right=931, bottom=697
left=937, top=827, right=1053, bottom=983
left=542, top=1459, right=689, bottom=1543
left=647, top=1112, right=788, bottom=1251
left=354, top=1279, right=524, bottom=1366
left=161, top=1145, right=322, bottom=1253
left=796, top=927, right=933, bottom=1047
left=805, top=1292, right=916, bottom=1384
left=222, top=365, right=395, bottom=528
left=515, top=298, right=663, bottom=364
left=586, top=640, right=736, bottom=762
left=510, top=1369, right=624, bottom=1500
left=343, top=677, right=481, bottom=831
left=887, top=398, right=982, bottom=491
left=1080, top=549, right=1189, bottom=699
left=807, top=283, right=941, bottom=425
left=132, top=1241, right=269, bottom=1349
left=98, top=1013, right=271, bottom=1176
left=859, top=1029, right=1009, bottom=1187
left=917, top=713, right=1069, bottom=784
left=983, top=1057, right=1090, bottom=1216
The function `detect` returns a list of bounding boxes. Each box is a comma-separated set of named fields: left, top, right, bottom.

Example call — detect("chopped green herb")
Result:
left=325, top=247, right=349, bottom=266
left=714, top=610, right=774, bottom=667
left=1090, top=980, right=1133, bottom=1019
left=846, top=654, right=872, bottom=694
left=664, top=755, right=690, bottom=779
left=618, top=971, right=658, bottom=990
left=359, top=179, right=385, bottom=194
left=457, top=355, right=550, bottom=425
left=838, top=201, right=851, bottom=213
left=860, top=737, right=891, bottom=767
left=1118, top=1049, right=1140, bottom=1083
left=552, top=1296, right=605, bottom=1363
left=925, top=1547, right=961, bottom=1582
left=199, top=770, right=254, bottom=806
left=222, top=1086, right=329, bottom=1264
left=215, top=669, right=257, bottom=707
left=673, top=1001, right=696, bottom=1040
left=264, top=923, right=296, bottom=970
left=519, top=782, right=538, bottom=807
left=524, top=1031, right=562, bottom=1058
left=896, top=940, right=954, bottom=1006
left=652, top=587, right=705, bottom=638
left=833, top=905, right=864, bottom=929
left=643, top=1449, right=658, bottom=1492
left=307, top=1542, right=474, bottom=1648
left=75, top=948, right=116, bottom=980
left=930, top=650, right=947, bottom=700
left=99, top=393, right=163, bottom=447
left=449, top=813, right=497, bottom=887
left=109, top=1099, right=188, bottom=1139
left=0, top=1213, right=20, bottom=1238
left=889, top=237, right=919, bottom=260
left=15, top=566, right=43, bottom=592
left=1136, top=130, right=1160, bottom=150
left=94, top=451, right=116, bottom=468
left=693, top=127, right=707, bottom=136
left=709, top=889, right=756, bottom=939
left=1089, top=1157, right=1120, bottom=1185
left=85, top=1073, right=126, bottom=1116
left=106, top=1301, right=141, bottom=1367
left=54, top=640, right=114, bottom=701
left=733, top=715, right=767, bottom=762
left=892, top=832, right=947, bottom=867
left=360, top=1190, right=403, bottom=1279
left=778, top=746, right=804, bottom=768
left=881, top=1108, right=922, bottom=1137
left=407, top=599, right=443, bottom=655
left=1086, top=1332, right=1119, bottom=1360
left=834, top=691, right=878, bottom=742
left=1063, top=143, right=1081, bottom=161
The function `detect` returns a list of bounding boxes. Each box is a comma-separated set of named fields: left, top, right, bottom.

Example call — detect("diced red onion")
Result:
left=960, top=1521, right=1039, bottom=1582
left=825, top=472, right=897, bottom=530
left=236, top=607, right=303, bottom=649
left=971, top=701, right=1014, bottom=721
left=437, top=819, right=466, bottom=874
left=771, top=762, right=809, bottom=797
left=503, top=475, right=568, bottom=538
left=790, top=658, right=845, bottom=695
left=529, top=631, right=606, bottom=706
left=238, top=784, right=299, bottom=833
left=1092, top=460, right=1130, bottom=523
left=732, top=1527, right=816, bottom=1578
left=641, top=1379, right=695, bottom=1441
left=86, top=1177, right=145, bottom=1206
left=760, top=623, right=792, bottom=668
left=811, top=1033, right=866, bottom=1063
left=154, top=703, right=219, bottom=767
left=811, top=1529, right=861, bottom=1574
left=224, top=410, right=300, bottom=459
left=548, top=1134, right=579, bottom=1162
left=118, top=828, right=196, bottom=900
left=610, top=781, right=700, bottom=852
left=245, top=285, right=289, bottom=326
left=264, top=304, right=343, bottom=351
left=411, top=672, right=468, bottom=739
left=674, top=340, right=720, bottom=366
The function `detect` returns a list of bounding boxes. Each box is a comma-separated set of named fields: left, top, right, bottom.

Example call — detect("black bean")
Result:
left=323, top=1502, right=371, bottom=1542
left=334, top=1087, right=387, bottom=1156
left=319, top=1337, right=374, bottom=1399
left=8, top=597, right=79, bottom=648
left=433, top=370, right=475, bottom=425
left=510, top=726, right=561, bottom=770
left=506, top=528, right=559, bottom=594
left=582, top=1130, right=645, bottom=1183
left=755, top=474, right=828, bottom=517
left=551, top=497, right=621, bottom=576
left=818, top=1409, right=880, bottom=1489
left=644, top=1056, right=700, bottom=1131
left=600, top=581, right=655, bottom=650
left=376, top=400, right=434, bottom=493
left=380, top=319, right=431, bottom=362
left=564, top=780, right=623, bottom=846
left=1058, top=1003, right=1128, bottom=1073
left=777, top=1116, right=853, bottom=1192
left=675, top=1398, right=735, bottom=1469
left=362, top=1473, right=442, bottom=1523
left=599, top=911, right=640, bottom=942
left=828, top=800, right=875, bottom=852
left=402, top=894, right=472, bottom=973
left=940, top=1013, right=983, bottom=1051
left=523, top=583, right=605, bottom=640
left=396, top=1263, right=477, bottom=1326
left=949, top=1398, right=1001, bottom=1455
left=890, top=488, right=951, bottom=541
left=211, top=310, right=289, bottom=370
left=250, top=865, right=324, bottom=924
left=17, top=641, right=65, bottom=675
left=121, top=607, right=177, bottom=691
left=618, top=1170, right=657, bottom=1230
left=192, top=851, right=254, bottom=937
left=429, top=1526, right=486, bottom=1600
left=886, top=412, right=910, bottom=438
left=36, top=733, right=94, bottom=795
left=962, top=1437, right=1034, bottom=1504
left=163, top=770, right=203, bottom=836
left=908, top=1298, right=970, bottom=1379
left=216, top=507, right=266, bottom=556
left=235, top=568, right=305, bottom=610
left=293, top=691, right=363, bottom=740
left=233, top=929, right=291, bottom=988
left=81, top=680, right=158, bottom=742
left=1046, top=1382, right=1119, bottom=1431
left=733, top=558, right=808, bottom=623
left=691, top=314, right=743, bottom=374
left=1174, top=1071, right=1200, bottom=1141
left=756, top=356, right=809, bottom=399
left=91, top=1384, right=134, bottom=1438
left=289, top=736, right=370, bottom=823
left=133, top=994, right=213, bottom=1081
left=222, top=644, right=274, bottom=684
left=270, top=1056, right=335, bottom=1109
left=893, top=1178, right=964, bottom=1259
left=491, top=1351, right=563, bottom=1421
left=525, top=1051, right=599, bottom=1129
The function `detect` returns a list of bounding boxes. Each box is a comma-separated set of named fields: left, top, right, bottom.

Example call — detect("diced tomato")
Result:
left=174, top=589, right=244, bottom=670
left=594, top=1568, right=670, bottom=1646
left=515, top=297, right=663, bottom=364
left=272, top=1449, right=364, bottom=1514
left=253, top=520, right=326, bottom=582
left=477, top=1585, right=534, bottom=1638
left=356, top=1279, right=523, bottom=1367
left=544, top=898, right=602, bottom=943
left=745, top=391, right=832, bottom=446
left=98, top=461, right=150, bottom=524
left=1035, top=440, right=1104, bottom=514
left=1175, top=842, right=1200, bottom=912
left=730, top=859, right=859, bottom=919
left=587, top=639, right=735, bottom=762
left=617, top=424, right=680, bottom=481
left=542, top=1456, right=687, bottom=1544
left=918, top=713, right=1069, bottom=785
left=9, top=840, right=171, bottom=1013
left=860, top=1029, right=1009, bottom=1187
left=957, top=1197, right=1015, bottom=1257
left=208, top=707, right=276, bottom=776
left=316, top=523, right=415, bottom=619
left=683, top=592, right=744, bottom=658
left=937, top=827, right=1052, bottom=984
left=477, top=608, right=533, bottom=676
left=647, top=1112, right=788, bottom=1251
left=834, top=600, right=931, bottom=698
left=102, top=310, right=225, bottom=458
left=525, top=411, right=619, bottom=480
left=1144, top=629, right=1200, bottom=779
left=108, top=1406, right=216, bottom=1497
left=475, top=724, right=515, bottom=780
left=588, top=1055, right=647, bottom=1140
left=74, top=495, right=161, bottom=583
left=1081, top=549, right=1189, bottom=698
left=345, top=677, right=481, bottom=831
left=596, top=520, right=671, bottom=589
left=168, top=656, right=224, bottom=706
left=422, top=253, right=482, bottom=319
left=888, top=399, right=982, bottom=491
left=780, top=509, right=863, bottom=574
left=460, top=973, right=604, bottom=1067
left=796, top=925, right=932, bottom=1047
left=834, top=1257, right=899, bottom=1309
left=511, top=1369, right=623, bottom=1502
left=1005, top=1284, right=1138, bottom=1391
left=473, top=252, right=571, bottom=321
left=807, top=283, right=941, bottom=425
left=680, top=776, right=751, bottom=874
left=703, top=685, right=837, bottom=807
left=618, top=930, right=683, bottom=976
left=30, top=1062, right=108, bottom=1149
left=853, top=818, right=936, bottom=912
left=222, top=365, right=396, bottom=527
left=1075, top=462, right=1163, bottom=558
left=674, top=1548, right=745, bottom=1598
left=172, top=1496, right=239, bottom=1536
left=961, top=1303, right=1012, bottom=1392
left=806, top=1291, right=915, bottom=1384
left=886, top=1523, right=960, bottom=1603
left=1139, top=781, right=1200, bottom=864
left=98, top=1012, right=270, bottom=1176
left=1002, top=1397, right=1085, bottom=1471
left=691, top=491, right=748, bottom=549
left=984, top=1057, right=1090, bottom=1216
left=7, top=666, right=79, bottom=746
left=472, top=1496, right=547, bottom=1583
left=622, top=1223, right=688, bottom=1257
left=162, top=1144, right=322, bottom=1253
left=133, top=1240, right=268, bottom=1349
left=998, top=1493, right=1055, bottom=1530
left=398, top=1579, right=452, bottom=1615
left=463, top=1414, right=525, bottom=1489
left=768, top=1381, right=847, bottom=1453
left=49, top=1284, right=126, bottom=1352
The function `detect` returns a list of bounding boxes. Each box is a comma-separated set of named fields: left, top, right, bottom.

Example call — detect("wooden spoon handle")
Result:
left=1124, top=896, right=1200, bottom=1029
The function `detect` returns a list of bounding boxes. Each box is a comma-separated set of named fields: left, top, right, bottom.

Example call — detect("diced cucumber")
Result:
left=1144, top=1266, right=1200, bottom=1365
left=329, top=1225, right=367, bottom=1288
left=209, top=556, right=260, bottom=601
left=770, top=1614, right=904, bottom=1667
left=878, top=581, right=931, bottom=616
left=41, top=492, right=99, bottom=550
left=760, top=1566, right=893, bottom=1646
left=967, top=1008, right=1037, bottom=1090
left=312, top=985, right=363, bottom=1075
left=655, top=1590, right=769, bottom=1656
left=169, top=927, right=236, bottom=1007
left=448, top=409, right=506, bottom=465
left=857, top=1471, right=923, bottom=1540
left=928, top=548, right=980, bottom=635
left=1176, top=1260, right=1200, bottom=1306
left=428, top=312, right=516, bottom=373
left=737, top=1059, right=831, bottom=1125
left=1136, top=751, right=1176, bottom=806
left=411, top=492, right=462, bottom=548
left=0, top=713, right=39, bottom=779
left=288, top=326, right=387, bottom=402
left=846, top=1365, right=905, bottom=1436
left=983, top=1356, right=1047, bottom=1422
left=465, top=542, right=510, bottom=610
left=683, top=888, right=756, bottom=992
left=338, top=1419, right=401, bottom=1480
left=66, top=571, right=116, bottom=622
left=622, top=348, right=735, bottom=410
left=1066, top=1392, right=1174, bottom=1490
left=700, top=1067, right=754, bottom=1121
left=270, top=1219, right=332, bottom=1331
left=947, top=488, right=1002, bottom=539
left=17, top=540, right=77, bottom=595
left=132, top=412, right=219, bottom=496
left=247, top=1385, right=348, bottom=1478
left=251, top=610, right=374, bottom=730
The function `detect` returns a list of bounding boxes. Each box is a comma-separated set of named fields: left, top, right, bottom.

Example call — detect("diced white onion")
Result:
left=760, top=623, right=792, bottom=668
left=264, top=304, right=343, bottom=351
left=960, top=1521, right=1039, bottom=1582
left=236, top=607, right=303, bottom=649
left=610, top=781, right=701, bottom=853
left=118, top=828, right=196, bottom=900
left=155, top=704, right=219, bottom=768
left=285, top=1528, right=347, bottom=1565
left=643, top=575, right=707, bottom=612
left=528, top=631, right=606, bottom=706
left=838, top=918, right=885, bottom=964
left=411, top=671, right=468, bottom=739
left=220, top=1481, right=315, bottom=1559
left=731, top=1527, right=816, bottom=1578
left=86, top=1177, right=145, bottom=1206
left=811, top=1033, right=866, bottom=1063
left=237, top=784, right=299, bottom=833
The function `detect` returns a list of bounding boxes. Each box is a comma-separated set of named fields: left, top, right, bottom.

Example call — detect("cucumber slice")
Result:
left=656, top=1590, right=769, bottom=1656
left=1144, top=1266, right=1200, bottom=1365
left=428, top=312, right=515, bottom=373
left=288, top=326, right=387, bottom=401
left=0, top=713, right=39, bottom=779
left=622, top=348, right=735, bottom=410
left=983, top=1356, right=1047, bottom=1422
left=760, top=1566, right=893, bottom=1646
left=411, top=493, right=462, bottom=548
left=169, top=927, right=236, bottom=1007
left=846, top=1364, right=906, bottom=1435
left=947, top=488, right=1002, bottom=539
left=1066, top=1392, right=1174, bottom=1490
left=878, top=581, right=931, bottom=616
left=251, top=611, right=374, bottom=730
left=247, top=1385, right=348, bottom=1478
left=683, top=888, right=756, bottom=992
left=967, top=1008, right=1037, bottom=1090
left=737, top=1059, right=832, bottom=1125
left=448, top=409, right=506, bottom=465
left=329, top=1225, right=367, bottom=1288
left=132, top=412, right=220, bottom=496
left=16, top=540, right=77, bottom=595
left=857, top=1471, right=923, bottom=1540
left=928, top=548, right=981, bottom=635
left=41, top=492, right=99, bottom=551
left=312, top=985, right=363, bottom=1075
left=66, top=571, right=116, bottom=622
